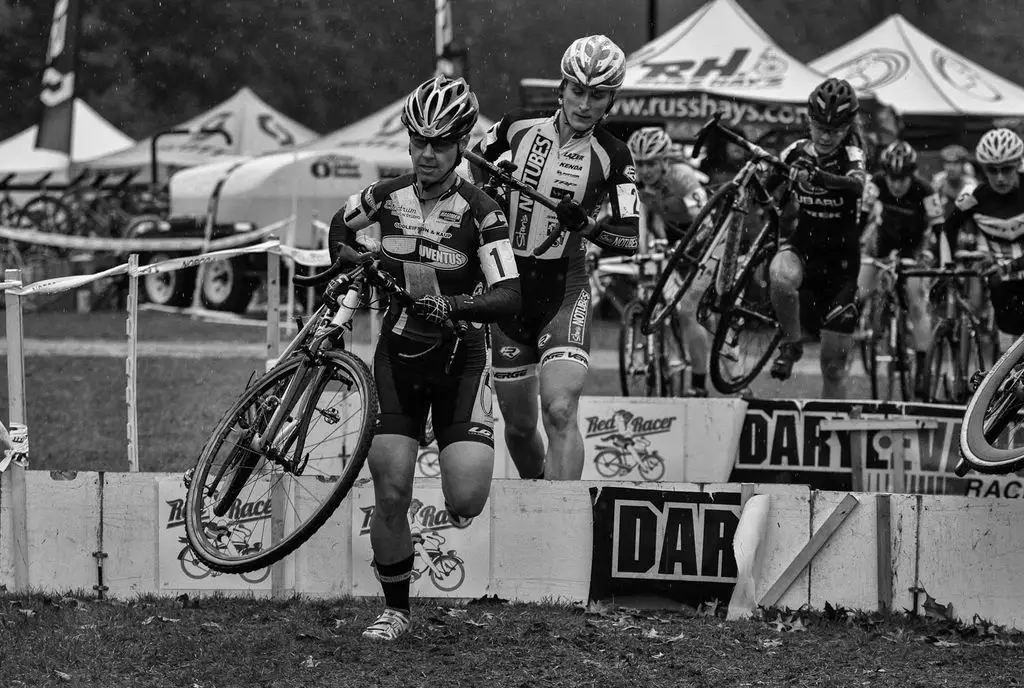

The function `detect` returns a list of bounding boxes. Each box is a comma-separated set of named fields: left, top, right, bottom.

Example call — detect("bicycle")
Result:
left=183, top=252, right=465, bottom=573
left=956, top=257, right=1024, bottom=475
left=856, top=254, right=920, bottom=401
left=918, top=250, right=997, bottom=404
left=607, top=240, right=688, bottom=397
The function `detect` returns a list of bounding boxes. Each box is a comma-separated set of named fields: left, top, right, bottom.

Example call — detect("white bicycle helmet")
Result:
left=627, top=127, right=672, bottom=161
left=976, top=128, right=1024, bottom=166
left=401, top=75, right=479, bottom=140
left=560, top=35, right=626, bottom=90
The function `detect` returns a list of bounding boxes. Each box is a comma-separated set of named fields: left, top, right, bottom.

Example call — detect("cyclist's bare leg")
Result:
left=539, top=360, right=589, bottom=480
left=676, top=301, right=710, bottom=377
left=820, top=330, right=853, bottom=399
left=495, top=375, right=546, bottom=479
left=856, top=261, right=878, bottom=304
left=367, top=434, right=419, bottom=565
left=769, top=250, right=805, bottom=343
left=438, top=441, right=494, bottom=519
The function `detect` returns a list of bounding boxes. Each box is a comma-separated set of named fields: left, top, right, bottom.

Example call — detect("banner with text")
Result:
left=731, top=399, right=1024, bottom=499
left=589, top=485, right=741, bottom=608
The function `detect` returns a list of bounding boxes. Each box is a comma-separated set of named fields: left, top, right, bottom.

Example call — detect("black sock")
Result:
left=527, top=470, right=545, bottom=480
left=374, top=555, right=414, bottom=614
left=691, top=373, right=706, bottom=390
left=915, top=351, right=926, bottom=371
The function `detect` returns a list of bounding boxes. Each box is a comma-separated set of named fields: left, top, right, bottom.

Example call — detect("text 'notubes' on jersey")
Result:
left=474, top=109, right=639, bottom=263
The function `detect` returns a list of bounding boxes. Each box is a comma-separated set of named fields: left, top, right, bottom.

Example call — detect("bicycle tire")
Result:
left=960, top=334, right=1024, bottom=473
left=921, top=322, right=959, bottom=404
left=618, top=300, right=654, bottom=397
left=640, top=182, right=738, bottom=335
left=185, top=350, right=377, bottom=573
left=709, top=234, right=782, bottom=394
left=891, top=310, right=913, bottom=402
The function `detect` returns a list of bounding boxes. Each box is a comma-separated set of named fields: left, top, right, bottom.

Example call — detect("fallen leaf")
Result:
left=201, top=621, right=222, bottom=631
left=464, top=619, right=486, bottom=627
left=159, top=616, right=181, bottom=623
left=644, top=628, right=660, bottom=639
left=17, top=609, right=35, bottom=619
left=787, top=618, right=808, bottom=633
left=760, top=638, right=783, bottom=648
left=652, top=652, right=664, bottom=659
left=142, top=616, right=155, bottom=625
left=333, top=618, right=346, bottom=629
left=301, top=655, right=321, bottom=668
left=54, top=671, right=72, bottom=682
left=664, top=631, right=688, bottom=643
left=585, top=599, right=616, bottom=617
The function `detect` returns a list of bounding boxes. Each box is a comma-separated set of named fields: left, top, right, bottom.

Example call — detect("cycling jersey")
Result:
left=944, top=175, right=1024, bottom=278
left=330, top=174, right=518, bottom=343
left=474, top=109, right=640, bottom=264
left=870, top=174, right=943, bottom=257
left=637, top=163, right=707, bottom=238
left=777, top=138, right=867, bottom=260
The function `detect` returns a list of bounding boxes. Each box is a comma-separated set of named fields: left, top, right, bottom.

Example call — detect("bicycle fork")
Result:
left=249, top=361, right=330, bottom=472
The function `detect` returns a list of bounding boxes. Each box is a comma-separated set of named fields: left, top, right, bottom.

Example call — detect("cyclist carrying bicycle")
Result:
left=328, top=75, right=521, bottom=641
left=943, top=128, right=1024, bottom=337
left=932, top=144, right=977, bottom=217
left=470, top=35, right=639, bottom=481
left=858, top=140, right=944, bottom=399
left=627, top=126, right=712, bottom=395
left=766, top=77, right=868, bottom=399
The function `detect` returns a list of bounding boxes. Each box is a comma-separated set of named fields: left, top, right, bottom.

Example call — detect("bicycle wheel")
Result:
left=641, top=182, right=738, bottom=334
left=710, top=237, right=783, bottom=394
left=922, top=322, right=960, bottom=404
left=660, top=311, right=688, bottom=397
left=889, top=310, right=914, bottom=401
left=619, top=300, right=656, bottom=396
left=959, top=335, right=1024, bottom=473
left=185, top=349, right=376, bottom=573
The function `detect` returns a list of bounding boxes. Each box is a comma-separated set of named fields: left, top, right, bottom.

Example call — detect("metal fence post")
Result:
left=4, top=268, right=29, bottom=590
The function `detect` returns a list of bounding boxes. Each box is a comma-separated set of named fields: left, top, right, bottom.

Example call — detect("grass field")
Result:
left=0, top=593, right=1019, bottom=687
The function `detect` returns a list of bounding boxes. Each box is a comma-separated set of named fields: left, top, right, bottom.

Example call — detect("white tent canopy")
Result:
left=303, top=97, right=493, bottom=176
left=0, top=99, right=134, bottom=175
left=811, top=14, right=1024, bottom=117
left=522, top=0, right=826, bottom=103
left=83, top=87, right=319, bottom=182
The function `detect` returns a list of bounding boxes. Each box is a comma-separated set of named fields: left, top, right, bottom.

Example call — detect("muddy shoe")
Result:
left=362, top=608, right=412, bottom=641
left=770, top=342, right=804, bottom=381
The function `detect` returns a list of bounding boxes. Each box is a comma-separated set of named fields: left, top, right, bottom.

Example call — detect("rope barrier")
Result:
left=0, top=216, right=293, bottom=253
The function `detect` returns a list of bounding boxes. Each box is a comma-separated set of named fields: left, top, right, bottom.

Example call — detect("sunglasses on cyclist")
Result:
left=409, top=133, right=461, bottom=150
left=982, top=163, right=1018, bottom=177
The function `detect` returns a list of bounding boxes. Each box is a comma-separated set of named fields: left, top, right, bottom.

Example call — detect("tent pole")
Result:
left=648, top=0, right=657, bottom=41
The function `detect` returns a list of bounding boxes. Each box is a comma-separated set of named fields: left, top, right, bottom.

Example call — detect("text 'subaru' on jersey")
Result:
left=779, top=138, right=866, bottom=255
left=336, top=174, right=517, bottom=340
left=475, top=109, right=639, bottom=262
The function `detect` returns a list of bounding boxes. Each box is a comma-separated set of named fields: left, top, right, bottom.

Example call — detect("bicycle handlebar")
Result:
left=464, top=149, right=568, bottom=257
left=691, top=113, right=787, bottom=171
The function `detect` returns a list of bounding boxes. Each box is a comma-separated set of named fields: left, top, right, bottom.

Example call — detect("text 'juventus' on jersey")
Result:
left=330, top=174, right=518, bottom=341
left=473, top=109, right=640, bottom=266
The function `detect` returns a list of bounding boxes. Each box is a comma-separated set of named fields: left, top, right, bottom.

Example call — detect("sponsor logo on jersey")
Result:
left=494, top=367, right=532, bottom=381
left=467, top=424, right=494, bottom=440
left=568, top=290, right=591, bottom=345
left=624, top=165, right=637, bottom=183
left=384, top=199, right=417, bottom=215
left=381, top=235, right=468, bottom=270
left=439, top=210, right=461, bottom=223
left=514, top=134, right=553, bottom=250
left=558, top=161, right=585, bottom=172
left=499, top=345, right=521, bottom=360
left=538, top=333, right=552, bottom=349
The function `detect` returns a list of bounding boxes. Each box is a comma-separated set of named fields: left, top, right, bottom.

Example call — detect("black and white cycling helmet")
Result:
left=808, top=78, right=859, bottom=127
left=401, top=75, right=479, bottom=141
left=976, top=128, right=1024, bottom=166
left=880, top=140, right=918, bottom=176
left=560, top=35, right=626, bottom=90
left=627, top=127, right=673, bottom=161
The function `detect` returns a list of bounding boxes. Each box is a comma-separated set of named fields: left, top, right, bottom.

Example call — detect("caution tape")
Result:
left=131, top=240, right=281, bottom=277
left=0, top=216, right=294, bottom=253
left=313, top=219, right=330, bottom=235
left=0, top=280, right=23, bottom=291
left=271, top=244, right=330, bottom=267
left=9, top=262, right=130, bottom=296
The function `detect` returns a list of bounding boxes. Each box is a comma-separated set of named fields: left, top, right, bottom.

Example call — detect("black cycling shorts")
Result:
left=491, top=256, right=592, bottom=380
left=779, top=244, right=859, bottom=336
left=871, top=228, right=925, bottom=260
left=990, top=280, right=1024, bottom=336
left=373, top=331, right=495, bottom=449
